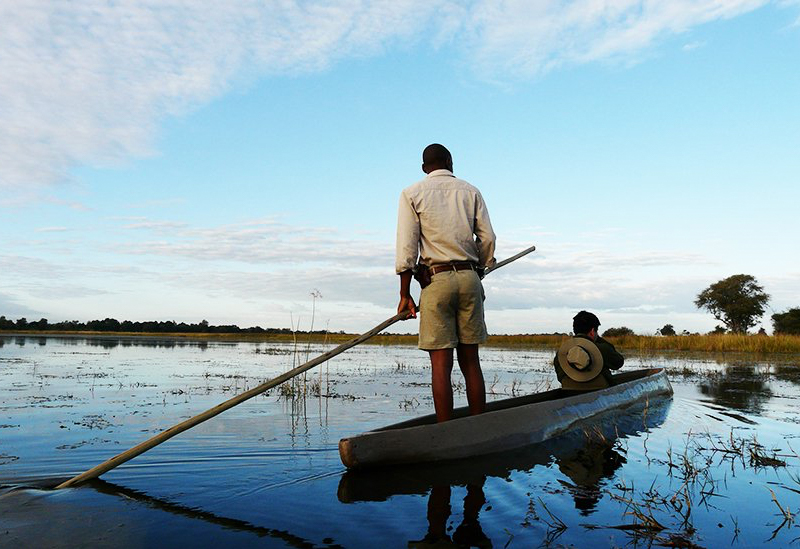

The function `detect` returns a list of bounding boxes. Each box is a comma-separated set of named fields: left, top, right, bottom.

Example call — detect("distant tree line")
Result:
left=0, top=316, right=337, bottom=335
left=772, top=308, right=800, bottom=335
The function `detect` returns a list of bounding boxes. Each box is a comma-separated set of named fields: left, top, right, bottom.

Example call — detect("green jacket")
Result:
left=553, top=334, right=624, bottom=384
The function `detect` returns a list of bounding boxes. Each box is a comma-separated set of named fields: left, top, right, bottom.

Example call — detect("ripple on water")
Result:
left=1, top=335, right=799, bottom=547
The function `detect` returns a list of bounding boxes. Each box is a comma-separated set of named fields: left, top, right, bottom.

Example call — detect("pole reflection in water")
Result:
left=0, top=477, right=327, bottom=548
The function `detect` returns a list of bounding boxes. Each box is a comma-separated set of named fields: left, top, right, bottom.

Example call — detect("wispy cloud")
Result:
left=1, top=1, right=788, bottom=189
left=124, top=198, right=187, bottom=210
left=112, top=217, right=393, bottom=267
left=465, top=0, right=771, bottom=76
left=3, top=219, right=796, bottom=330
left=0, top=1, right=440, bottom=189
left=682, top=41, right=706, bottom=51
left=121, top=220, right=189, bottom=231
left=0, top=291, right=37, bottom=318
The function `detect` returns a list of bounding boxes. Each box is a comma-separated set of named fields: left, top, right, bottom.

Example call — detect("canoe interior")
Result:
left=372, top=368, right=665, bottom=433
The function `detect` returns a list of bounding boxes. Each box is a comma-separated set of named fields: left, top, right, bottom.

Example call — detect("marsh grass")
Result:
left=592, top=427, right=800, bottom=546
left=612, top=333, right=800, bottom=353
left=487, top=333, right=800, bottom=354
left=8, top=330, right=800, bottom=354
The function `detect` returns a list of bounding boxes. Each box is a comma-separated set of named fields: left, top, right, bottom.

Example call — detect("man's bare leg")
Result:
left=429, top=349, right=454, bottom=422
left=456, top=343, right=486, bottom=416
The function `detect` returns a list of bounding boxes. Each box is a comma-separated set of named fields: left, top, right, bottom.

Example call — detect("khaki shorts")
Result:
left=418, top=269, right=487, bottom=350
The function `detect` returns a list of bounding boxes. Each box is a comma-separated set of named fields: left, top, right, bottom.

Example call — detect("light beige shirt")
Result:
left=396, top=169, right=497, bottom=274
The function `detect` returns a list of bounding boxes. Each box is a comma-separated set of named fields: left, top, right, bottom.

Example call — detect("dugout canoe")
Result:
left=337, top=398, right=671, bottom=503
left=338, top=368, right=672, bottom=469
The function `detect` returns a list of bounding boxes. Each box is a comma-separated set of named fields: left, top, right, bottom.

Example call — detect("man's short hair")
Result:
left=573, top=310, right=600, bottom=334
left=422, top=143, right=452, bottom=168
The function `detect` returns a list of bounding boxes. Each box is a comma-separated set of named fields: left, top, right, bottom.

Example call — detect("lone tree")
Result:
left=695, top=274, right=770, bottom=334
left=657, top=324, right=676, bottom=336
left=602, top=326, right=634, bottom=337
left=772, top=308, right=800, bottom=335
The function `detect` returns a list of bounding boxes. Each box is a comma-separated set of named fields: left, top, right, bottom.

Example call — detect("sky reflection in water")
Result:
left=1, top=336, right=799, bottom=547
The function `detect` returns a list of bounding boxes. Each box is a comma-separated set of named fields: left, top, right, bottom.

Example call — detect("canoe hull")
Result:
left=339, top=368, right=672, bottom=469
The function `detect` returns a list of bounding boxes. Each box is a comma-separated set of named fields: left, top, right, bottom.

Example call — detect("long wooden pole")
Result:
left=55, top=244, right=536, bottom=489
left=55, top=312, right=407, bottom=489
left=484, top=244, right=536, bottom=275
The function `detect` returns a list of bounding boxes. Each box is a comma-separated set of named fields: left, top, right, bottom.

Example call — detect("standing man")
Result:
left=396, top=144, right=496, bottom=422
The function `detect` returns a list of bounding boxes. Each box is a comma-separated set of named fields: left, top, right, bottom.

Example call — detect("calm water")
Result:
left=1, top=335, right=799, bottom=548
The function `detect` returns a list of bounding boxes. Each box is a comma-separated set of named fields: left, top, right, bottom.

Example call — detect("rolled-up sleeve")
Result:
left=396, top=191, right=420, bottom=273
left=473, top=192, right=496, bottom=269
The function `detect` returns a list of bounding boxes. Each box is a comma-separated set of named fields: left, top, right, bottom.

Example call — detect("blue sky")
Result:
left=1, top=1, right=798, bottom=335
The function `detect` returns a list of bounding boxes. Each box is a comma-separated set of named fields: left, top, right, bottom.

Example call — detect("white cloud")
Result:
left=112, top=217, right=393, bottom=267
left=1, top=1, right=790, bottom=188
left=0, top=0, right=442, bottom=189
left=4, top=219, right=796, bottom=332
left=465, top=0, right=771, bottom=76
left=682, top=41, right=705, bottom=51
left=121, top=220, right=189, bottom=231
left=0, top=291, right=36, bottom=318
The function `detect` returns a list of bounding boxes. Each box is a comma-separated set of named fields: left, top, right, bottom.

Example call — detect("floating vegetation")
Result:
left=537, top=496, right=568, bottom=542
left=568, top=427, right=800, bottom=546
left=0, top=454, right=19, bottom=465
left=399, top=397, right=420, bottom=410
left=3, top=334, right=800, bottom=547
left=254, top=347, right=293, bottom=355
left=73, top=415, right=116, bottom=430
left=56, top=438, right=115, bottom=450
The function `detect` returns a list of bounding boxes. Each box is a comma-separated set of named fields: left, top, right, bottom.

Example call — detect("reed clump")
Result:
left=606, top=333, right=800, bottom=354
left=488, top=333, right=800, bottom=354
left=485, top=334, right=567, bottom=348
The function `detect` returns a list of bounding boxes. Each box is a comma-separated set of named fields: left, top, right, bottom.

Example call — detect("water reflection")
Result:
left=1, top=478, right=324, bottom=548
left=0, top=335, right=214, bottom=350
left=555, top=436, right=626, bottom=515
left=339, top=400, right=669, bottom=543
left=410, top=481, right=490, bottom=548
left=772, top=364, right=800, bottom=386
left=699, top=365, right=773, bottom=414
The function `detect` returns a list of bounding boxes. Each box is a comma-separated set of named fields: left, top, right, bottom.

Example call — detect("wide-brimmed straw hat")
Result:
left=557, top=338, right=604, bottom=382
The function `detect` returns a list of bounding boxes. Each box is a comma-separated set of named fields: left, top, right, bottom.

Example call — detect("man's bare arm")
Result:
left=397, top=270, right=417, bottom=319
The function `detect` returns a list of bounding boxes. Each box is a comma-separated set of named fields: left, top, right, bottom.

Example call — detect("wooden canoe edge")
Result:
left=543, top=370, right=672, bottom=441
left=339, top=369, right=672, bottom=469
left=339, top=438, right=357, bottom=468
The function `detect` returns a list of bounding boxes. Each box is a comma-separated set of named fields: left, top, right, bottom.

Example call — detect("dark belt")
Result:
left=428, top=262, right=477, bottom=276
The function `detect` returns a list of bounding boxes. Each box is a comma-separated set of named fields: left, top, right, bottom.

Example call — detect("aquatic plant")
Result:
left=587, top=427, right=800, bottom=547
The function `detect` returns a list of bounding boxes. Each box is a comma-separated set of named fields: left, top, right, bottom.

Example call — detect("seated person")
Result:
left=553, top=311, right=624, bottom=390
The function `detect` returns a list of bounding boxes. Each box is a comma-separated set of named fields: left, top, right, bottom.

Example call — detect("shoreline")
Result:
left=2, top=330, right=800, bottom=354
